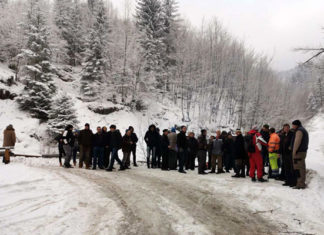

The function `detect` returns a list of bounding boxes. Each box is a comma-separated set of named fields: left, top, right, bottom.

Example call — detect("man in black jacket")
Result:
left=232, top=129, right=248, bottom=178
left=92, top=126, right=105, bottom=170
left=106, top=125, right=125, bottom=171
left=78, top=123, right=93, bottom=169
left=187, top=132, right=198, bottom=171
left=177, top=126, right=188, bottom=174
left=260, top=124, right=270, bottom=176
left=144, top=125, right=159, bottom=168
left=197, top=130, right=208, bottom=175
left=280, top=124, right=296, bottom=187
left=161, top=129, right=170, bottom=171
left=102, top=126, right=110, bottom=169
left=129, top=126, right=139, bottom=167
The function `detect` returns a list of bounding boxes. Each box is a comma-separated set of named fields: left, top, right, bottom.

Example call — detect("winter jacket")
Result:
left=130, top=132, right=138, bottom=150
left=222, top=138, right=234, bottom=154
left=247, top=130, right=267, bottom=155
left=108, top=130, right=123, bottom=149
left=78, top=129, right=93, bottom=147
left=234, top=134, right=247, bottom=159
left=177, top=131, right=188, bottom=151
left=144, top=125, right=160, bottom=148
left=268, top=133, right=280, bottom=153
left=212, top=138, right=223, bottom=155
left=93, top=132, right=106, bottom=147
left=62, top=129, right=75, bottom=147
left=161, top=134, right=170, bottom=154
left=260, top=130, right=270, bottom=154
left=168, top=132, right=177, bottom=151
left=188, top=137, right=198, bottom=154
left=197, top=135, right=207, bottom=151
left=279, top=131, right=294, bottom=155
left=291, top=126, right=309, bottom=156
left=3, top=125, right=16, bottom=147
left=122, top=135, right=132, bottom=153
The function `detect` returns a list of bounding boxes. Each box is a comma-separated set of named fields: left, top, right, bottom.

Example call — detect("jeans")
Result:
left=147, top=147, right=156, bottom=168
left=108, top=148, right=123, bottom=170
left=178, top=149, right=188, bottom=172
left=131, top=145, right=137, bottom=165
left=63, top=145, right=73, bottom=167
left=93, top=147, right=104, bottom=169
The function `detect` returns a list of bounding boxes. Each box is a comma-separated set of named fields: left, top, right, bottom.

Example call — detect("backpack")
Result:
left=247, top=134, right=256, bottom=153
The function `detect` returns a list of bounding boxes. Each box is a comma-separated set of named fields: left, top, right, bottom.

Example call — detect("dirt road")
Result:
left=52, top=166, right=278, bottom=235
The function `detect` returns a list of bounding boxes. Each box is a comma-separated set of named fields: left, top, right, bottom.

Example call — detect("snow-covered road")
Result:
left=2, top=156, right=324, bottom=235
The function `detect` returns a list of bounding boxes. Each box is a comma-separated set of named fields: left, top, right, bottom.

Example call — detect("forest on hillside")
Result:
left=0, top=0, right=323, bottom=134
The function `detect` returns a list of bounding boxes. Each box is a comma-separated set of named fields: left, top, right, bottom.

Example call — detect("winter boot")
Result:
left=258, top=178, right=267, bottom=183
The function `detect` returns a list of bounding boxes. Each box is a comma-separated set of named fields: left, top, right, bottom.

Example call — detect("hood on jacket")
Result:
left=248, top=129, right=257, bottom=135
left=148, top=125, right=156, bottom=132
left=6, top=125, right=14, bottom=131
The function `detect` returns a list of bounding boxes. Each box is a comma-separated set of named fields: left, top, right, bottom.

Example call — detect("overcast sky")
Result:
left=110, top=0, right=324, bottom=71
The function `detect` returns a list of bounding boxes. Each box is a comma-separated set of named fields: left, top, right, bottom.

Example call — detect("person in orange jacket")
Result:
left=268, top=128, right=281, bottom=177
left=247, top=129, right=268, bottom=182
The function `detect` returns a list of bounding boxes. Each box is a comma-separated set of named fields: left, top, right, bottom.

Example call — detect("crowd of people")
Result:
left=55, top=119, right=309, bottom=190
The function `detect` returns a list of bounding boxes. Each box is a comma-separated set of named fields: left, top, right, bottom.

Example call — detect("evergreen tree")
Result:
left=136, top=0, right=166, bottom=87
left=162, top=0, right=178, bottom=72
left=47, top=93, right=79, bottom=136
left=81, top=0, right=110, bottom=96
left=17, top=0, right=56, bottom=120
left=54, top=0, right=85, bottom=66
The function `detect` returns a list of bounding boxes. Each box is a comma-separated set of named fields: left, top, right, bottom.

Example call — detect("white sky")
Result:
left=109, top=0, right=324, bottom=71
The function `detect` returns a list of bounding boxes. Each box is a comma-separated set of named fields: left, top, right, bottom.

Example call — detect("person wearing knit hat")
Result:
left=291, top=120, right=309, bottom=189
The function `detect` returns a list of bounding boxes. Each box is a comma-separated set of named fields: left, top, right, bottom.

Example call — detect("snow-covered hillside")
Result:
left=0, top=63, right=189, bottom=157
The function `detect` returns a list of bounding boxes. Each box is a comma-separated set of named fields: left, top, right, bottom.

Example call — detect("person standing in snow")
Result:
left=260, top=124, right=270, bottom=176
left=106, top=125, right=125, bottom=171
left=268, top=128, right=281, bottom=177
left=207, top=136, right=215, bottom=170
left=177, top=126, right=188, bottom=174
left=168, top=127, right=178, bottom=170
left=55, top=131, right=65, bottom=167
left=2, top=124, right=16, bottom=164
left=102, top=126, right=110, bottom=169
left=72, top=130, right=79, bottom=167
left=211, top=131, right=224, bottom=174
left=129, top=126, right=139, bottom=167
left=62, top=125, right=75, bottom=168
left=280, top=124, right=296, bottom=187
left=78, top=123, right=93, bottom=169
left=156, top=128, right=162, bottom=168
left=291, top=120, right=309, bottom=189
left=92, top=126, right=106, bottom=170
left=144, top=125, right=159, bottom=168
left=247, top=129, right=267, bottom=182
left=122, top=129, right=133, bottom=169
left=232, top=129, right=248, bottom=178
left=187, top=132, right=198, bottom=171
left=161, top=129, right=170, bottom=171
left=223, top=132, right=235, bottom=173
left=197, top=130, right=208, bottom=174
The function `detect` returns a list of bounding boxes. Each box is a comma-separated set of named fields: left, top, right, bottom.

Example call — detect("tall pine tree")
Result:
left=17, top=0, right=56, bottom=120
left=136, top=0, right=166, bottom=87
left=81, top=0, right=110, bottom=97
left=47, top=92, right=79, bottom=136
left=54, top=0, right=85, bottom=66
left=162, top=0, right=179, bottom=90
